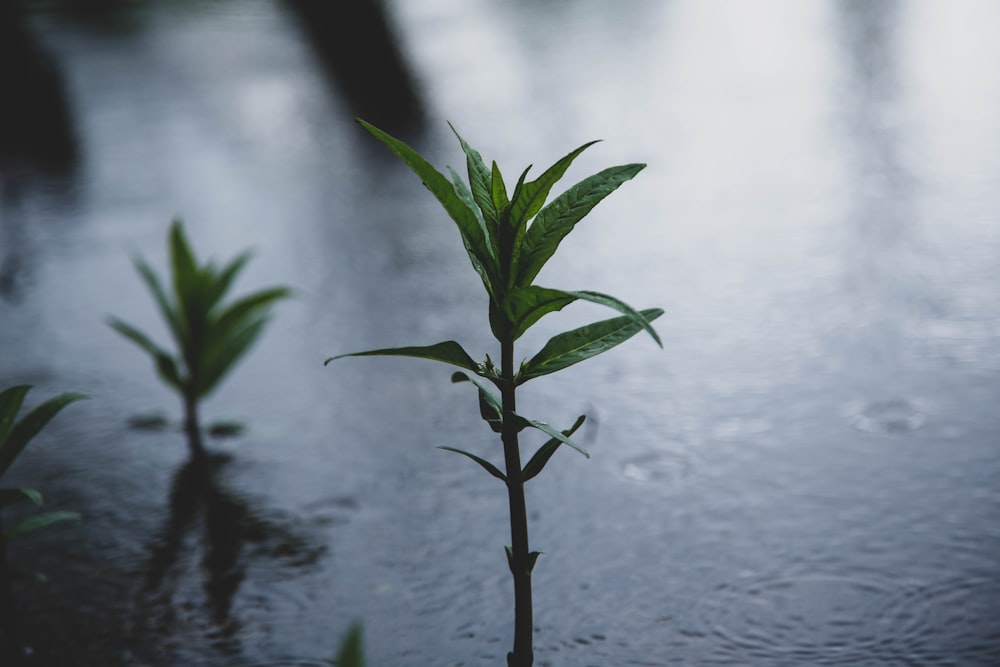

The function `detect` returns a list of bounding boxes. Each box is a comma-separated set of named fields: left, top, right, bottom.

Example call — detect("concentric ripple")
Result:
left=882, top=575, right=1000, bottom=666
left=696, top=573, right=917, bottom=664
left=848, top=399, right=927, bottom=434
left=620, top=448, right=694, bottom=484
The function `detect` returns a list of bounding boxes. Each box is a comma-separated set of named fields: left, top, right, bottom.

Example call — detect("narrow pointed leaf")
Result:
left=527, top=551, right=542, bottom=574
left=448, top=166, right=488, bottom=238
left=449, top=123, right=499, bottom=230
left=491, top=161, right=509, bottom=217
left=334, top=622, right=365, bottom=667
left=0, top=392, right=88, bottom=478
left=519, top=308, right=664, bottom=383
left=515, top=415, right=589, bottom=458
left=437, top=447, right=507, bottom=482
left=0, top=488, right=43, bottom=509
left=326, top=340, right=481, bottom=374
left=570, top=290, right=662, bottom=347
left=502, top=286, right=577, bottom=341
left=169, top=220, right=200, bottom=306
left=0, top=385, right=30, bottom=445
left=107, top=317, right=183, bottom=390
left=522, top=415, right=586, bottom=482
left=206, top=250, right=253, bottom=310
left=517, top=163, right=646, bottom=286
left=358, top=118, right=498, bottom=297
left=508, top=141, right=599, bottom=232
left=4, top=511, right=81, bottom=539
left=133, top=255, right=181, bottom=341
left=209, top=286, right=292, bottom=346
left=451, top=371, right=502, bottom=431
left=199, top=316, right=270, bottom=397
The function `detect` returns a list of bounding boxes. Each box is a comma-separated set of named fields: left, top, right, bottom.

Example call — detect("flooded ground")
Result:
left=1, top=1, right=998, bottom=665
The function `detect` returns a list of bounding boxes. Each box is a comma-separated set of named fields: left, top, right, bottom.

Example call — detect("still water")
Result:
left=1, top=1, right=999, bottom=665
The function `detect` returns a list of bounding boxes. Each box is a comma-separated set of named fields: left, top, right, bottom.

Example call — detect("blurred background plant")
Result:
left=0, top=385, right=85, bottom=666
left=108, top=221, right=292, bottom=460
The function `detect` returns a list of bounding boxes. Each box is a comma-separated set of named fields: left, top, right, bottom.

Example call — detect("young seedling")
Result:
left=0, top=385, right=86, bottom=666
left=108, top=221, right=292, bottom=459
left=328, top=119, right=662, bottom=666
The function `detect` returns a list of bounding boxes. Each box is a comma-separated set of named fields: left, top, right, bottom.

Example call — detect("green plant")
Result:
left=0, top=385, right=86, bottom=665
left=333, top=621, right=365, bottom=667
left=108, top=220, right=292, bottom=459
left=328, top=119, right=662, bottom=666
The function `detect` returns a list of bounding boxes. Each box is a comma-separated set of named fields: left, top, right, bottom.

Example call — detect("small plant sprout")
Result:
left=108, top=220, right=292, bottom=460
left=0, top=385, right=86, bottom=665
left=327, top=119, right=662, bottom=667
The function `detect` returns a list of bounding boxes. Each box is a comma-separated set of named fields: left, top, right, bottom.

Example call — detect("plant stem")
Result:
left=500, top=336, right=533, bottom=667
left=183, top=392, right=206, bottom=460
left=0, top=518, right=23, bottom=667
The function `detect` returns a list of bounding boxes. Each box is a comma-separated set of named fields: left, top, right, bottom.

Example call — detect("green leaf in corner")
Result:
left=334, top=621, right=365, bottom=667
left=0, top=391, right=89, bottom=478
left=0, top=487, right=44, bottom=509
left=4, top=511, right=81, bottom=539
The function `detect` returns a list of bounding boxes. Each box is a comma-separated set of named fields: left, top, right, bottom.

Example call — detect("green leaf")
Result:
left=210, top=287, right=291, bottom=341
left=357, top=118, right=498, bottom=299
left=448, top=165, right=488, bottom=238
left=0, top=487, right=43, bottom=509
left=334, top=621, right=365, bottom=667
left=0, top=385, right=30, bottom=445
left=448, top=123, right=499, bottom=234
left=326, top=340, right=481, bottom=375
left=4, top=511, right=80, bottom=539
left=527, top=551, right=542, bottom=574
left=491, top=161, right=509, bottom=218
left=132, top=255, right=182, bottom=346
left=522, top=415, right=586, bottom=482
left=519, top=308, right=664, bottom=383
left=509, top=141, right=598, bottom=230
left=451, top=371, right=502, bottom=432
left=499, top=287, right=662, bottom=345
left=503, top=546, right=543, bottom=576
left=515, top=415, right=589, bottom=458
left=198, top=315, right=270, bottom=397
left=206, top=249, right=253, bottom=310
left=169, top=220, right=201, bottom=315
left=107, top=317, right=183, bottom=390
left=516, top=163, right=646, bottom=287
left=570, top=290, right=662, bottom=347
left=507, top=141, right=599, bottom=282
left=437, top=447, right=506, bottom=482
left=0, top=392, right=88, bottom=479
left=501, top=286, right=577, bottom=341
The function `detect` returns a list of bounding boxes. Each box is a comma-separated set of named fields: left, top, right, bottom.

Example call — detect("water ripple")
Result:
left=847, top=399, right=927, bottom=434
left=696, top=573, right=918, bottom=664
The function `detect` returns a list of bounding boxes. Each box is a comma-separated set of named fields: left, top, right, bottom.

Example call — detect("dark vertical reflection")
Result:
left=283, top=0, right=424, bottom=134
left=834, top=0, right=909, bottom=239
left=0, top=0, right=80, bottom=301
left=137, top=454, right=326, bottom=661
left=832, top=0, right=936, bottom=328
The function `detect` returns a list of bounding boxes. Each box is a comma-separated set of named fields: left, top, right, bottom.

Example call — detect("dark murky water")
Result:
left=1, top=1, right=999, bottom=665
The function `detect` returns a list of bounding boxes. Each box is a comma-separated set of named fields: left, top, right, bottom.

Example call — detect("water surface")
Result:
left=1, top=1, right=998, bottom=665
